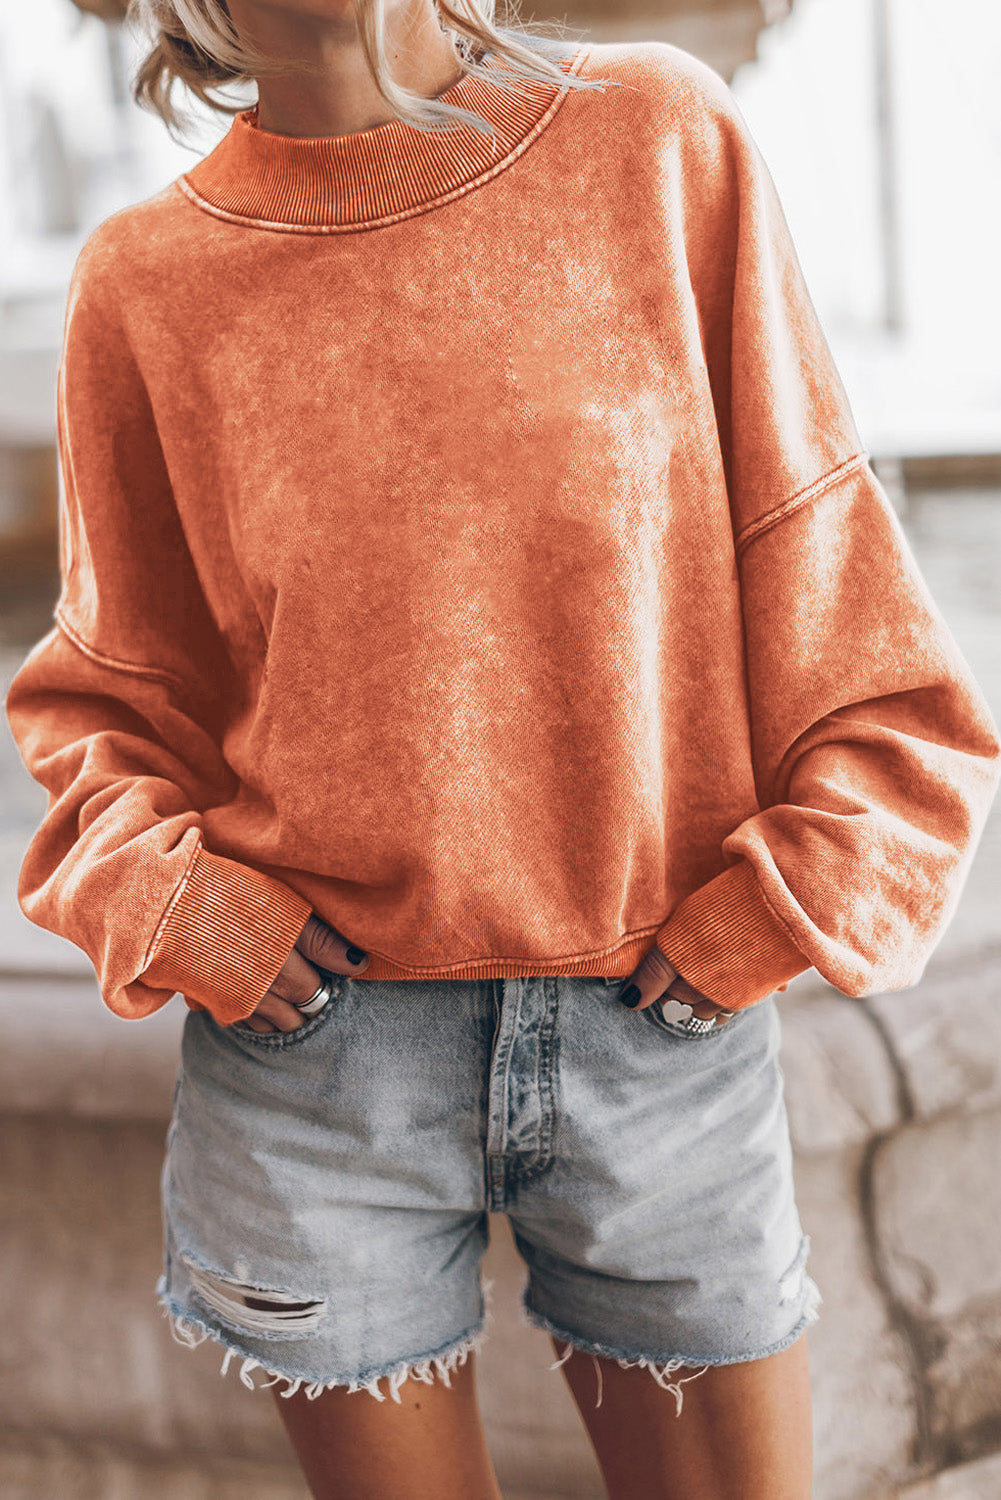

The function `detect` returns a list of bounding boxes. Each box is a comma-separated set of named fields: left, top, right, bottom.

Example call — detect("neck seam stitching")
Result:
left=176, top=45, right=591, bottom=234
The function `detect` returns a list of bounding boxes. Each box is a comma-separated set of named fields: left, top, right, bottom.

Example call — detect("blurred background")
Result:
left=2, top=2, right=1000, bottom=1496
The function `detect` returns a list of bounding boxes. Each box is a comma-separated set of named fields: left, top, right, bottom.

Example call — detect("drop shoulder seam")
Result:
left=734, top=452, right=870, bottom=560
left=55, top=608, right=189, bottom=693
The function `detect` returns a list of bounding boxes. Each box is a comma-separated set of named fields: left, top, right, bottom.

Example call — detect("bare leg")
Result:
left=556, top=1332, right=814, bottom=1500
left=269, top=1350, right=502, bottom=1500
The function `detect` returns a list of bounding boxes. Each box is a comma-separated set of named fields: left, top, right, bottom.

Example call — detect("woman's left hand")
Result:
left=617, top=945, right=737, bottom=1026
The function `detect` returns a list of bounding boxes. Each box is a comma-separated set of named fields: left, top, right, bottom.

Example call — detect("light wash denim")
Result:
left=156, top=973, right=822, bottom=1412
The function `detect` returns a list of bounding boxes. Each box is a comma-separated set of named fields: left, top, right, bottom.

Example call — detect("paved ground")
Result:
left=1, top=474, right=1000, bottom=1497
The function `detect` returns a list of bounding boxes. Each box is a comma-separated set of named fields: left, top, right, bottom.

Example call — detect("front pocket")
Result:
left=641, top=997, right=745, bottom=1040
left=227, top=971, right=349, bottom=1049
left=601, top=977, right=744, bottom=1040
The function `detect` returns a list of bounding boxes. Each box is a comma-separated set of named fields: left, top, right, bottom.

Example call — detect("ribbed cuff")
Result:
left=139, top=845, right=314, bottom=1025
left=653, top=859, right=810, bottom=1010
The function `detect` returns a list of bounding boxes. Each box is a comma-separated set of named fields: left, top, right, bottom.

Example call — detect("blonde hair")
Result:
left=126, top=0, right=613, bottom=145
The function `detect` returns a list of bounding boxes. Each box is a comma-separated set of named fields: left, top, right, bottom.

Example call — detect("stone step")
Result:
left=0, top=1431, right=584, bottom=1500
left=876, top=1450, right=1001, bottom=1499
left=0, top=1434, right=307, bottom=1500
left=0, top=1433, right=589, bottom=1500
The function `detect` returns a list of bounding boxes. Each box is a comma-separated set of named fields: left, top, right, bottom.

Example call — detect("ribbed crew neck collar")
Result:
left=179, top=43, right=590, bottom=232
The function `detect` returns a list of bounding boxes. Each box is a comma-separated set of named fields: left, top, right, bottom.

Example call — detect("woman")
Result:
left=6, top=1, right=999, bottom=1496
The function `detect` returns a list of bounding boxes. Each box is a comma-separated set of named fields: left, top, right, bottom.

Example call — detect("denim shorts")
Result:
left=155, top=973, right=821, bottom=1414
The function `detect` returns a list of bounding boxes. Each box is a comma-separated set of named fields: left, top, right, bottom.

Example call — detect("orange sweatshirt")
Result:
left=5, top=39, right=1000, bottom=1028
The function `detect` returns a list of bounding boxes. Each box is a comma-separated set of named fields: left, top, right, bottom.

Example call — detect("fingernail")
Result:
left=619, top=984, right=642, bottom=1009
left=346, top=946, right=368, bottom=965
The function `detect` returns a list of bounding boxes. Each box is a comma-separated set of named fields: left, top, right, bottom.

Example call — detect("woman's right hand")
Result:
left=236, top=914, right=370, bottom=1033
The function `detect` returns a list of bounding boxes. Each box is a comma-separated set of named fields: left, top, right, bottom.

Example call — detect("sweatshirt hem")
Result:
left=352, top=929, right=664, bottom=982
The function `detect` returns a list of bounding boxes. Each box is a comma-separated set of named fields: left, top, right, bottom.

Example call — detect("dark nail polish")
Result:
left=346, top=946, right=368, bottom=965
left=619, top=983, right=642, bottom=1009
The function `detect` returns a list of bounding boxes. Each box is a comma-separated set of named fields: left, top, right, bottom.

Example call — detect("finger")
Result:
left=268, top=943, right=329, bottom=1008
left=617, top=946, right=737, bottom=1027
left=664, top=967, right=736, bottom=1025
left=616, top=945, right=680, bottom=1011
left=240, top=1014, right=277, bottom=1034
left=665, top=969, right=712, bottom=1007
left=295, top=914, right=371, bottom=977
left=268, top=993, right=317, bottom=1032
left=686, top=999, right=736, bottom=1025
left=242, top=993, right=314, bottom=1034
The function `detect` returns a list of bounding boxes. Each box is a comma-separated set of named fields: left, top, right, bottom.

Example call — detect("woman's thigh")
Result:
left=557, top=1331, right=813, bottom=1500
left=270, top=1351, right=503, bottom=1500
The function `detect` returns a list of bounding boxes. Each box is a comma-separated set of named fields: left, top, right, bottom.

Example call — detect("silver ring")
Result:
left=682, top=1013, right=719, bottom=1035
left=295, top=975, right=335, bottom=1016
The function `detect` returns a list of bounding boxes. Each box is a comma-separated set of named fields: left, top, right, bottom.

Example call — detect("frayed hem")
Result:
left=155, top=1275, right=495, bottom=1405
left=522, top=1295, right=709, bottom=1416
left=524, top=1276, right=824, bottom=1417
left=546, top=1330, right=710, bottom=1417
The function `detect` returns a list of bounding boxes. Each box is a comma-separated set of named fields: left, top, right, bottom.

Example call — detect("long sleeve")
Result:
left=3, top=231, right=312, bottom=1024
left=651, top=62, right=1001, bottom=1007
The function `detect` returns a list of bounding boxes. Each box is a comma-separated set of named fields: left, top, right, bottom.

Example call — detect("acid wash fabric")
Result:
left=5, top=40, right=999, bottom=1030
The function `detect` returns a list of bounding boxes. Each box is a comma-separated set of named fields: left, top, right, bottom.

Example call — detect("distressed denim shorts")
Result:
left=155, top=973, right=822, bottom=1413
